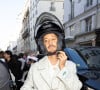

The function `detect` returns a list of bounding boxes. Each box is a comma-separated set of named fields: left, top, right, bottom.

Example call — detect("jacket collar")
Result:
left=38, top=56, right=51, bottom=88
left=38, top=56, right=49, bottom=70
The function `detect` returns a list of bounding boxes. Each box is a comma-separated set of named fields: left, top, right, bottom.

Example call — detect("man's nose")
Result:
left=48, top=40, right=53, bottom=45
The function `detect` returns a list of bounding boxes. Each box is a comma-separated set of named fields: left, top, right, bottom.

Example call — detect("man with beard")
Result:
left=21, top=12, right=82, bottom=90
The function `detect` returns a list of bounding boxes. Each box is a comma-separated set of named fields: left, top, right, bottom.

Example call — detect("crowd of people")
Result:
left=0, top=50, right=38, bottom=90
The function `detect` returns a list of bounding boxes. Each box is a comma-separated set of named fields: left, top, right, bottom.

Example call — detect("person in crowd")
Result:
left=4, top=50, right=22, bottom=90
left=0, top=51, right=5, bottom=62
left=0, top=51, right=11, bottom=90
left=17, top=53, right=30, bottom=88
left=21, top=12, right=82, bottom=90
left=27, top=55, right=38, bottom=64
left=23, top=53, right=28, bottom=62
left=18, top=53, right=26, bottom=70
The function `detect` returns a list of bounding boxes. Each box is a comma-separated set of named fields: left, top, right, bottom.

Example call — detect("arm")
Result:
left=57, top=61, right=82, bottom=90
left=56, top=51, right=82, bottom=90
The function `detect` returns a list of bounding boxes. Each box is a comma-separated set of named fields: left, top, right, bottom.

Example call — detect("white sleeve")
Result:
left=57, top=61, right=82, bottom=90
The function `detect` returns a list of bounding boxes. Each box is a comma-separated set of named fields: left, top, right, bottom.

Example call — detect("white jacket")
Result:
left=21, top=56, right=82, bottom=90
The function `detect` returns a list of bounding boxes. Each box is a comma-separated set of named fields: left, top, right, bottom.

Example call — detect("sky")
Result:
left=0, top=0, right=25, bottom=50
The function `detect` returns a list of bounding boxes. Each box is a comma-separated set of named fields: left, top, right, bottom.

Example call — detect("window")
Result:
left=50, top=2, right=56, bottom=11
left=63, top=2, right=64, bottom=9
left=78, top=0, right=81, bottom=3
left=70, top=24, right=74, bottom=36
left=36, top=10, right=38, bottom=15
left=85, top=17, right=92, bottom=32
left=33, top=2, right=34, bottom=6
left=33, top=13, right=34, bottom=18
left=33, top=25, right=34, bottom=29
left=86, top=0, right=93, bottom=7
left=69, top=1, right=74, bottom=19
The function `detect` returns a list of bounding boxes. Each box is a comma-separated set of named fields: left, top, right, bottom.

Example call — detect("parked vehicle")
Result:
left=64, top=46, right=100, bottom=90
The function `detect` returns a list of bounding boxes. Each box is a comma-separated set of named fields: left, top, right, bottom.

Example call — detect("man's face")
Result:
left=4, top=53, right=10, bottom=60
left=43, top=33, right=58, bottom=53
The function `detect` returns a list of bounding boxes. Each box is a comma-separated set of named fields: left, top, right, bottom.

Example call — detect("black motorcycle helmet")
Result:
left=34, top=12, right=65, bottom=55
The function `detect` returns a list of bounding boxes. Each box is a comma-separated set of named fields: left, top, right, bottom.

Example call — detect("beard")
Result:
left=46, top=45, right=57, bottom=56
left=47, top=50, right=57, bottom=56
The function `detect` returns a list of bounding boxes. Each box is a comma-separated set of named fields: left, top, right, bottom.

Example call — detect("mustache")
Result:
left=48, top=45, right=55, bottom=48
left=39, top=51, right=60, bottom=56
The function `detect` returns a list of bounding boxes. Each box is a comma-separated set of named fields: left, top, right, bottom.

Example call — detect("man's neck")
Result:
left=48, top=55, right=58, bottom=65
left=6, top=57, right=11, bottom=62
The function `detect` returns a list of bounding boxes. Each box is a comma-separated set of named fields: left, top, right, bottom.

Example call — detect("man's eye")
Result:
left=52, top=38, right=56, bottom=40
left=44, top=40, right=48, bottom=42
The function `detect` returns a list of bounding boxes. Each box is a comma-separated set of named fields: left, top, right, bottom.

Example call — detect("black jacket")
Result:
left=7, top=56, right=22, bottom=81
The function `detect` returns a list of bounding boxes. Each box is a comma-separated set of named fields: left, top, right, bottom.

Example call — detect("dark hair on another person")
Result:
left=0, top=51, right=4, bottom=58
left=5, top=50, right=12, bottom=57
left=18, top=53, right=24, bottom=58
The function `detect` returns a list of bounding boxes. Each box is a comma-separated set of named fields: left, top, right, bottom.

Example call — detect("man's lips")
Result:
left=48, top=45, right=55, bottom=48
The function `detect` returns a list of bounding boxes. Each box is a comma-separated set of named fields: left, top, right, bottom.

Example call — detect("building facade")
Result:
left=22, top=8, right=30, bottom=53
left=64, top=0, right=100, bottom=47
left=17, top=0, right=31, bottom=54
left=7, top=41, right=17, bottom=54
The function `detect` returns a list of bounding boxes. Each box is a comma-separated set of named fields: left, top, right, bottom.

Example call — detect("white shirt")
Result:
left=48, top=60, right=60, bottom=89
